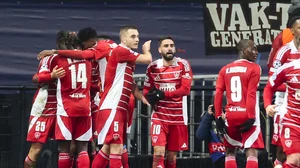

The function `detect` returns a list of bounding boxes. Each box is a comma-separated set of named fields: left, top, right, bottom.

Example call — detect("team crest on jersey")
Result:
left=35, top=132, right=41, bottom=139
left=113, top=133, right=119, bottom=140
left=285, top=140, right=292, bottom=148
left=273, top=135, right=278, bottom=142
left=152, top=136, right=158, bottom=143
left=273, top=60, right=282, bottom=69
left=174, top=72, right=180, bottom=79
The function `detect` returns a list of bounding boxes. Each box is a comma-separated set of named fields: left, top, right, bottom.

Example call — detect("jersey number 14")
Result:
left=230, top=76, right=242, bottom=102
left=69, top=63, right=87, bottom=89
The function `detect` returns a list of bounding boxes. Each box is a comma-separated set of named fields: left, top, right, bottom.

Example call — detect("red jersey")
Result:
left=99, top=44, right=139, bottom=112
left=143, top=58, right=193, bottom=125
left=269, top=41, right=299, bottom=93
left=214, top=59, right=261, bottom=125
left=30, top=56, right=57, bottom=117
left=91, top=60, right=100, bottom=108
left=52, top=57, right=92, bottom=117
left=58, top=40, right=117, bottom=91
left=267, top=28, right=293, bottom=71
left=264, top=59, right=300, bottom=124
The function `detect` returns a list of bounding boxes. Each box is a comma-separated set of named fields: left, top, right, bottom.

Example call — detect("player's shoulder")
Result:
left=147, top=59, right=161, bottom=69
left=276, top=41, right=293, bottom=56
left=175, top=57, right=191, bottom=71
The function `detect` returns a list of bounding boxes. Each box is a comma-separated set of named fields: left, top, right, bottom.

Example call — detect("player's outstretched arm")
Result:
left=37, top=49, right=95, bottom=60
left=33, top=65, right=65, bottom=84
left=135, top=40, right=152, bottom=64
left=132, top=83, right=150, bottom=106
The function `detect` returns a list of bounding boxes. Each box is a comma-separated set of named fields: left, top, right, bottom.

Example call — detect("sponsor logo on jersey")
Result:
left=181, top=143, right=187, bottom=148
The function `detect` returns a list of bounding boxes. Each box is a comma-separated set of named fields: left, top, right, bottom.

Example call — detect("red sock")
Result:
left=283, top=162, right=300, bottom=168
left=24, top=156, right=36, bottom=168
left=246, top=156, right=258, bottom=168
left=109, top=154, right=122, bottom=168
left=122, top=150, right=129, bottom=168
left=77, top=151, right=90, bottom=168
left=166, top=159, right=176, bottom=168
left=225, top=156, right=237, bottom=168
left=58, top=153, right=71, bottom=168
left=153, top=155, right=165, bottom=168
left=91, top=150, right=109, bottom=168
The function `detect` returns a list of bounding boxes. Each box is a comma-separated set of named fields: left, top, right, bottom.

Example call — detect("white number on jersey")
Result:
left=230, top=76, right=242, bottom=102
left=35, top=121, right=46, bottom=132
left=114, top=121, right=119, bottom=132
left=152, top=124, right=161, bottom=135
left=69, top=63, right=87, bottom=89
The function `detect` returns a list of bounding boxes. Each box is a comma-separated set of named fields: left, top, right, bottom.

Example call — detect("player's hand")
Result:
left=51, top=65, right=65, bottom=79
left=141, top=96, right=151, bottom=106
left=142, top=40, right=151, bottom=53
left=265, top=104, right=277, bottom=117
left=240, top=118, right=255, bottom=132
left=37, top=50, right=57, bottom=60
left=207, top=105, right=214, bottom=115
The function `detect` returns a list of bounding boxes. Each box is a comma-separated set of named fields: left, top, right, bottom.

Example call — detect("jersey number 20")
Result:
left=69, top=63, right=87, bottom=89
left=230, top=76, right=242, bottom=102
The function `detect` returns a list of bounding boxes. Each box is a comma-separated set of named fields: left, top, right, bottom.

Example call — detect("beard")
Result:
left=162, top=52, right=175, bottom=61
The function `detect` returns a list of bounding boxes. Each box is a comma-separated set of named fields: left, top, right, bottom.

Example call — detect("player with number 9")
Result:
left=214, top=39, right=264, bottom=168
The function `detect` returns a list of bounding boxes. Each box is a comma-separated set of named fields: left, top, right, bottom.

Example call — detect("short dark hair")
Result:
left=97, top=35, right=111, bottom=40
left=56, top=30, right=69, bottom=43
left=120, top=25, right=137, bottom=33
left=77, top=27, right=97, bottom=42
left=158, top=36, right=175, bottom=46
left=237, top=39, right=251, bottom=53
left=288, top=16, right=300, bottom=28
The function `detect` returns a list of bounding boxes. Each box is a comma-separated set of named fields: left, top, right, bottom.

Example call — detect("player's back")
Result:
left=222, top=59, right=260, bottom=118
left=55, top=57, right=92, bottom=117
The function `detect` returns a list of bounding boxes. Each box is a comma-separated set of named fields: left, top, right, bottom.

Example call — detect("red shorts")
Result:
left=55, top=115, right=92, bottom=141
left=272, top=113, right=283, bottom=146
left=151, top=120, right=188, bottom=151
left=96, top=109, right=127, bottom=145
left=281, top=123, right=300, bottom=155
left=224, top=125, right=265, bottom=149
left=26, top=116, right=56, bottom=143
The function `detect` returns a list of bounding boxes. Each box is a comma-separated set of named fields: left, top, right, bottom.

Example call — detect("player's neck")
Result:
left=163, top=59, right=174, bottom=66
left=120, top=42, right=131, bottom=49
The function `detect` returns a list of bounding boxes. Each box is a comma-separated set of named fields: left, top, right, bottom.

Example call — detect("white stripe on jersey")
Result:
left=156, top=106, right=183, bottom=110
left=159, top=100, right=182, bottom=104
left=151, top=70, right=182, bottom=75
left=98, top=58, right=108, bottom=91
left=153, top=111, right=183, bottom=116
left=276, top=46, right=289, bottom=61
left=56, top=79, right=68, bottom=116
left=182, top=96, right=188, bottom=125
left=100, top=63, right=126, bottom=110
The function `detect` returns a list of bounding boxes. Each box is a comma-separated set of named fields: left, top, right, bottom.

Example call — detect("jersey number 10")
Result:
left=69, top=63, right=87, bottom=89
left=230, top=76, right=242, bottom=102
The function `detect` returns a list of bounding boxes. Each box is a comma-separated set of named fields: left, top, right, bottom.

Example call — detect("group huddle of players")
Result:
left=23, top=25, right=193, bottom=168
